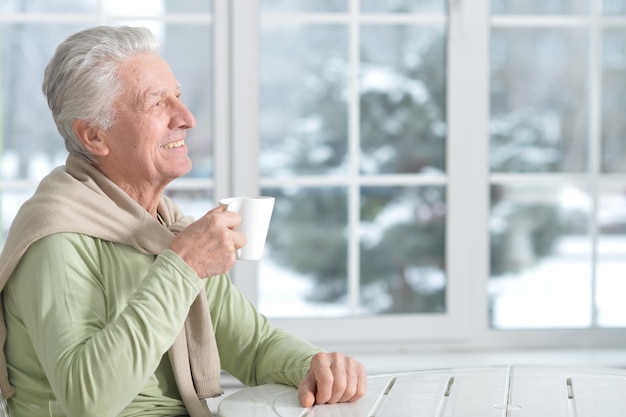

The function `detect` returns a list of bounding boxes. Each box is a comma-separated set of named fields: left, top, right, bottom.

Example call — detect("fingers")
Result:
left=297, top=372, right=317, bottom=408
left=338, top=357, right=367, bottom=403
left=298, top=352, right=367, bottom=407
left=209, top=203, right=228, bottom=214
left=168, top=208, right=246, bottom=277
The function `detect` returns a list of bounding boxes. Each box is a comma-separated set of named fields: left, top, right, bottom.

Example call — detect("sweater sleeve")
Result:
left=4, top=233, right=203, bottom=417
left=206, top=274, right=324, bottom=388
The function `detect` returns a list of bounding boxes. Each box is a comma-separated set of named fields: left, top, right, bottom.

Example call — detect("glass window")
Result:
left=602, top=29, right=626, bottom=173
left=0, top=23, right=87, bottom=240
left=160, top=24, right=214, bottom=179
left=604, top=0, right=626, bottom=14
left=490, top=28, right=589, bottom=173
left=597, top=181, right=626, bottom=327
left=260, top=186, right=350, bottom=317
left=360, top=25, right=446, bottom=175
left=1, top=0, right=97, bottom=13
left=360, top=185, right=446, bottom=315
left=592, top=17, right=626, bottom=331
left=259, top=24, right=349, bottom=177
left=361, top=0, right=445, bottom=13
left=257, top=5, right=448, bottom=318
left=491, top=0, right=589, bottom=15
left=489, top=0, right=626, bottom=332
left=259, top=1, right=348, bottom=13
left=164, top=0, right=212, bottom=14
left=489, top=183, right=593, bottom=328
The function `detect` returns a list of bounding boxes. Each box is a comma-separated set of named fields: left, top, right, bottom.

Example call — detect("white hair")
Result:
left=42, top=26, right=160, bottom=163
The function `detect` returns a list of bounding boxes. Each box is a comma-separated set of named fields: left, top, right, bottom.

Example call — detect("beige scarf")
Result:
left=0, top=155, right=221, bottom=416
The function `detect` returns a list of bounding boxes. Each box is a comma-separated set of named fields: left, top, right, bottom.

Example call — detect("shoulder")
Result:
left=6, top=234, right=106, bottom=304
left=27, top=232, right=100, bottom=257
left=15, top=233, right=104, bottom=277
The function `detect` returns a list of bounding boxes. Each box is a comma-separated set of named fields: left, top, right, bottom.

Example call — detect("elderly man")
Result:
left=0, top=26, right=366, bottom=417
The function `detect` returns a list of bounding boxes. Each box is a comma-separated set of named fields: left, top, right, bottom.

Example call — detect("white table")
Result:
left=217, top=365, right=626, bottom=416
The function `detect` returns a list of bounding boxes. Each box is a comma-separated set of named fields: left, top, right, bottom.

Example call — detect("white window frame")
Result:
left=224, top=0, right=478, bottom=348
left=223, top=0, right=626, bottom=351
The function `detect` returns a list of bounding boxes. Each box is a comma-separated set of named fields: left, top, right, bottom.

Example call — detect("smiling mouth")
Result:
left=161, top=140, right=185, bottom=149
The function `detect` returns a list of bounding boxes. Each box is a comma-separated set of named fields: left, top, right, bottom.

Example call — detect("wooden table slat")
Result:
left=509, top=374, right=571, bottom=417
left=375, top=374, right=451, bottom=417
left=571, top=376, right=626, bottom=417
left=443, top=374, right=508, bottom=417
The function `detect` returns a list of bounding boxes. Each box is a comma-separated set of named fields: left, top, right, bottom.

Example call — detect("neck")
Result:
left=90, top=161, right=169, bottom=220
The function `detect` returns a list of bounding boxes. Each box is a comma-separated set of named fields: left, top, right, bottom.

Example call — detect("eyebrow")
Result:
left=136, top=84, right=182, bottom=107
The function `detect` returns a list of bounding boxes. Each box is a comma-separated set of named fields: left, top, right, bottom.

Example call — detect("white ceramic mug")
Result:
left=219, top=196, right=275, bottom=261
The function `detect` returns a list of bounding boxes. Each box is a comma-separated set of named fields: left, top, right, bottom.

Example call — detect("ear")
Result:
left=73, top=119, right=109, bottom=156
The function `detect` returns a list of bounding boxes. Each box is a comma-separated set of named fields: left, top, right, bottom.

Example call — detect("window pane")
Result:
left=360, top=186, right=446, bottom=314
left=259, top=187, right=349, bottom=318
left=165, top=0, right=211, bottom=13
left=604, top=0, right=626, bottom=14
left=491, top=0, right=589, bottom=15
left=361, top=0, right=445, bottom=13
left=489, top=183, right=593, bottom=328
left=0, top=23, right=84, bottom=181
left=1, top=0, right=96, bottom=13
left=602, top=29, right=626, bottom=173
left=1, top=190, right=35, bottom=242
left=164, top=188, right=214, bottom=220
left=360, top=25, right=446, bottom=175
left=104, top=0, right=163, bottom=16
left=259, top=24, right=348, bottom=177
left=490, top=28, right=589, bottom=173
left=106, top=0, right=212, bottom=15
left=596, top=182, right=626, bottom=327
left=260, top=1, right=348, bottom=12
left=160, top=24, right=214, bottom=178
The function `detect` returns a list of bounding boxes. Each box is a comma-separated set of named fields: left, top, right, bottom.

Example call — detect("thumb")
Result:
left=298, top=372, right=317, bottom=408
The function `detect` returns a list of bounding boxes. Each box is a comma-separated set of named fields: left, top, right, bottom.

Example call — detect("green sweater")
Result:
left=3, top=233, right=320, bottom=417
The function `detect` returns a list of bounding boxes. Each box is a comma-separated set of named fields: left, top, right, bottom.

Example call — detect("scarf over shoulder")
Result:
left=0, top=155, right=221, bottom=417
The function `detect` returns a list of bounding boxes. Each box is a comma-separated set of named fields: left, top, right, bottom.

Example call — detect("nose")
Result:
left=171, top=98, right=197, bottom=130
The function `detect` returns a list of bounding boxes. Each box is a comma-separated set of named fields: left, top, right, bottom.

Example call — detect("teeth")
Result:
left=162, top=140, right=184, bottom=149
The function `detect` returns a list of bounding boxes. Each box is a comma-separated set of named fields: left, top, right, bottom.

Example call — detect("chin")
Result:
left=177, top=159, right=193, bottom=177
left=162, top=160, right=192, bottom=182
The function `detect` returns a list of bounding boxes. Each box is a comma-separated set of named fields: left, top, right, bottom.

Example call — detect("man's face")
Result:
left=98, top=53, right=196, bottom=191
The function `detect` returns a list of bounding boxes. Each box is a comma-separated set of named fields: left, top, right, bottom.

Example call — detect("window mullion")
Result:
left=229, top=0, right=261, bottom=303
left=589, top=0, right=602, bottom=329
left=213, top=0, right=231, bottom=202
left=348, top=0, right=361, bottom=316
left=447, top=0, right=490, bottom=344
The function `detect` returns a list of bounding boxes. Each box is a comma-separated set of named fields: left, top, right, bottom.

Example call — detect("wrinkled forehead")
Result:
left=115, top=53, right=181, bottom=107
